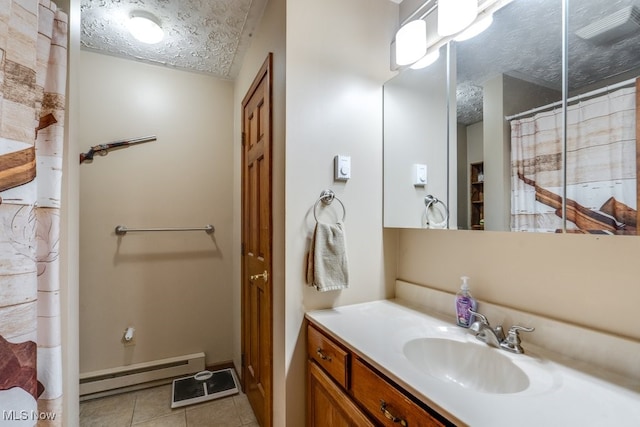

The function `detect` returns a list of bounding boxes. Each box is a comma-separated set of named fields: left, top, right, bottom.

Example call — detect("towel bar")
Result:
left=115, top=225, right=215, bottom=236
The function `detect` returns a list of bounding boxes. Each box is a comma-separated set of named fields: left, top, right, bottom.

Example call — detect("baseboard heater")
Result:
left=79, top=352, right=205, bottom=400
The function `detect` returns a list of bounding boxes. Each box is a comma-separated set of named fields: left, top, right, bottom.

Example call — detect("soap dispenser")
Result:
left=455, top=276, right=477, bottom=328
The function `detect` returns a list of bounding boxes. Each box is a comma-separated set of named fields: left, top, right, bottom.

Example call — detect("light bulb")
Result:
left=395, top=20, right=427, bottom=66
left=410, top=50, right=440, bottom=70
left=128, top=11, right=164, bottom=44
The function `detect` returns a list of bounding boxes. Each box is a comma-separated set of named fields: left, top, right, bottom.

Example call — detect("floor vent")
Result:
left=171, top=368, right=239, bottom=408
left=80, top=352, right=205, bottom=400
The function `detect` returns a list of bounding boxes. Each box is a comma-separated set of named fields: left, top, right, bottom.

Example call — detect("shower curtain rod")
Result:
left=506, top=77, right=637, bottom=121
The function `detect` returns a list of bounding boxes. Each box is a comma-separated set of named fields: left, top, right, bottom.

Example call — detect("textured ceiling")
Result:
left=80, top=0, right=268, bottom=79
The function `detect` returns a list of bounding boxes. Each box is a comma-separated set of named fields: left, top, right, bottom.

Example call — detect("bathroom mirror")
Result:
left=383, top=44, right=449, bottom=228
left=454, top=0, right=563, bottom=231
left=562, top=0, right=640, bottom=235
left=384, top=0, right=640, bottom=235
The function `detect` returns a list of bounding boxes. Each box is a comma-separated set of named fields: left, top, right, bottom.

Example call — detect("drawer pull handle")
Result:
left=380, top=400, right=408, bottom=426
left=316, top=348, right=332, bottom=361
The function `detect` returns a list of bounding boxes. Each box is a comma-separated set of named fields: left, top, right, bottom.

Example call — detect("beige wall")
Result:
left=285, top=0, right=397, bottom=424
left=62, top=0, right=80, bottom=424
left=397, top=229, right=640, bottom=341
left=234, top=1, right=399, bottom=424
left=78, top=51, right=235, bottom=372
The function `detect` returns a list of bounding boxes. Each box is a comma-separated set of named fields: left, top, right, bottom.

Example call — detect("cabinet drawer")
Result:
left=352, top=357, right=446, bottom=427
left=307, top=325, right=349, bottom=388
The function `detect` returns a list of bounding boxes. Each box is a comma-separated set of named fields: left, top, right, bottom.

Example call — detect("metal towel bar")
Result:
left=115, top=224, right=215, bottom=236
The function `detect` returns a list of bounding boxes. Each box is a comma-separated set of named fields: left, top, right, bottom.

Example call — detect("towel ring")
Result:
left=424, top=194, right=448, bottom=229
left=313, top=190, right=346, bottom=223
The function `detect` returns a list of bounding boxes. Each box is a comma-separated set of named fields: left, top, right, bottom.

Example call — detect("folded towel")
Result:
left=306, top=221, right=349, bottom=292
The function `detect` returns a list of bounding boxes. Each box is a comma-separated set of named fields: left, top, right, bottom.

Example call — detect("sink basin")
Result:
left=403, top=338, right=530, bottom=394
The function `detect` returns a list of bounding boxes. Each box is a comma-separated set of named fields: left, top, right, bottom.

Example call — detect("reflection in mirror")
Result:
left=383, top=0, right=640, bottom=234
left=565, top=0, right=640, bottom=235
left=455, top=0, right=563, bottom=231
left=383, top=44, right=449, bottom=228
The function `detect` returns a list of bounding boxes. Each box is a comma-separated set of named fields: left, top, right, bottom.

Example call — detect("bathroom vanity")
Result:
left=305, top=299, right=640, bottom=426
left=307, top=322, right=454, bottom=426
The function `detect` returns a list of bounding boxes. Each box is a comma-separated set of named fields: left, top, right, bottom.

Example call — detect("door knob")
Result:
left=250, top=270, right=268, bottom=282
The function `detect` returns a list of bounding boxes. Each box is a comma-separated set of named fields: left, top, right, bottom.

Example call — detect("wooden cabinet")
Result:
left=307, top=323, right=456, bottom=427
left=307, top=361, right=375, bottom=427
left=470, top=162, right=484, bottom=230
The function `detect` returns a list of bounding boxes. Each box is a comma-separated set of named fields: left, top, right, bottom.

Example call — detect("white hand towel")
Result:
left=306, top=221, right=349, bottom=292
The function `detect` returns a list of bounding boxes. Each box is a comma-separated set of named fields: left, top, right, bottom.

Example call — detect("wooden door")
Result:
left=241, top=53, right=273, bottom=427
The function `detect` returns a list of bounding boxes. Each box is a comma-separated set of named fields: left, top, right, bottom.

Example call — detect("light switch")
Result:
left=413, top=164, right=427, bottom=186
left=334, top=155, right=351, bottom=181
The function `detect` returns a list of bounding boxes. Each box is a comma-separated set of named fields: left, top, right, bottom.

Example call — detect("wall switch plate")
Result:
left=413, top=164, right=427, bottom=186
left=334, top=155, right=351, bottom=181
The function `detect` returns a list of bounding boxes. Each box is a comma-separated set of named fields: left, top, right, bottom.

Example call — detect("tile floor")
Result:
left=79, top=384, right=258, bottom=427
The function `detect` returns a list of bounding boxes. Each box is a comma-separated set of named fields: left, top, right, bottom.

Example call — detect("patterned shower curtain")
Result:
left=511, top=84, right=637, bottom=234
left=0, top=1, right=68, bottom=425
left=510, top=107, right=565, bottom=232
left=564, top=86, right=637, bottom=235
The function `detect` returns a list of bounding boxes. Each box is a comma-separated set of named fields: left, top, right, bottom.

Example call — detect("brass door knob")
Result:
left=250, top=270, right=268, bottom=282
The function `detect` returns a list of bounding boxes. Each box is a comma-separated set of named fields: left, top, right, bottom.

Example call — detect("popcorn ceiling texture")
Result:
left=80, top=0, right=267, bottom=79
left=81, top=0, right=640, bottom=111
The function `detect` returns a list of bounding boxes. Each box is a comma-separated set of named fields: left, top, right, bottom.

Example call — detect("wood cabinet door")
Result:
left=307, top=360, right=374, bottom=427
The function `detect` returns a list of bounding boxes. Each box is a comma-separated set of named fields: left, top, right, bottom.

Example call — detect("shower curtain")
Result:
left=511, top=83, right=637, bottom=234
left=0, top=1, right=68, bottom=425
left=510, top=107, right=565, bottom=232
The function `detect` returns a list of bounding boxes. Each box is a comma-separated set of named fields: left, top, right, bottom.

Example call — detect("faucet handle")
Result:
left=468, top=309, right=488, bottom=325
left=501, top=325, right=535, bottom=354
left=508, top=325, right=535, bottom=334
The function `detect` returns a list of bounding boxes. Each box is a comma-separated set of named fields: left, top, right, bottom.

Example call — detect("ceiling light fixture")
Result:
left=128, top=11, right=164, bottom=44
left=395, top=19, right=427, bottom=66
left=454, top=15, right=493, bottom=42
left=438, top=0, right=478, bottom=37
left=410, top=50, right=440, bottom=70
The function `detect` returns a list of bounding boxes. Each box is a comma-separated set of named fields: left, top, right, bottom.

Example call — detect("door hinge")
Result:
left=241, top=242, right=245, bottom=256
left=241, top=353, right=245, bottom=367
left=241, top=132, right=246, bottom=146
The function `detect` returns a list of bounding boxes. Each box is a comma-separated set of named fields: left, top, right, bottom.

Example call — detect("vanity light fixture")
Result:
left=410, top=50, right=440, bottom=69
left=127, top=11, right=164, bottom=44
left=395, top=19, right=427, bottom=66
left=454, top=15, right=493, bottom=42
left=438, top=0, right=478, bottom=36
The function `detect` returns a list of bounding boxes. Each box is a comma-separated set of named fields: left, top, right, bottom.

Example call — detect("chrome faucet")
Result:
left=468, top=309, right=505, bottom=348
left=468, top=309, right=535, bottom=353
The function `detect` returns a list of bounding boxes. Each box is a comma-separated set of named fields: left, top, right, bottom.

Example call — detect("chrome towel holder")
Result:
left=313, top=190, right=346, bottom=223
left=424, top=194, right=448, bottom=229
left=115, top=224, right=215, bottom=236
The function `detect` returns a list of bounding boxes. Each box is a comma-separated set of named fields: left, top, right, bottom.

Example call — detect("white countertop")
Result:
left=305, top=299, right=640, bottom=427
